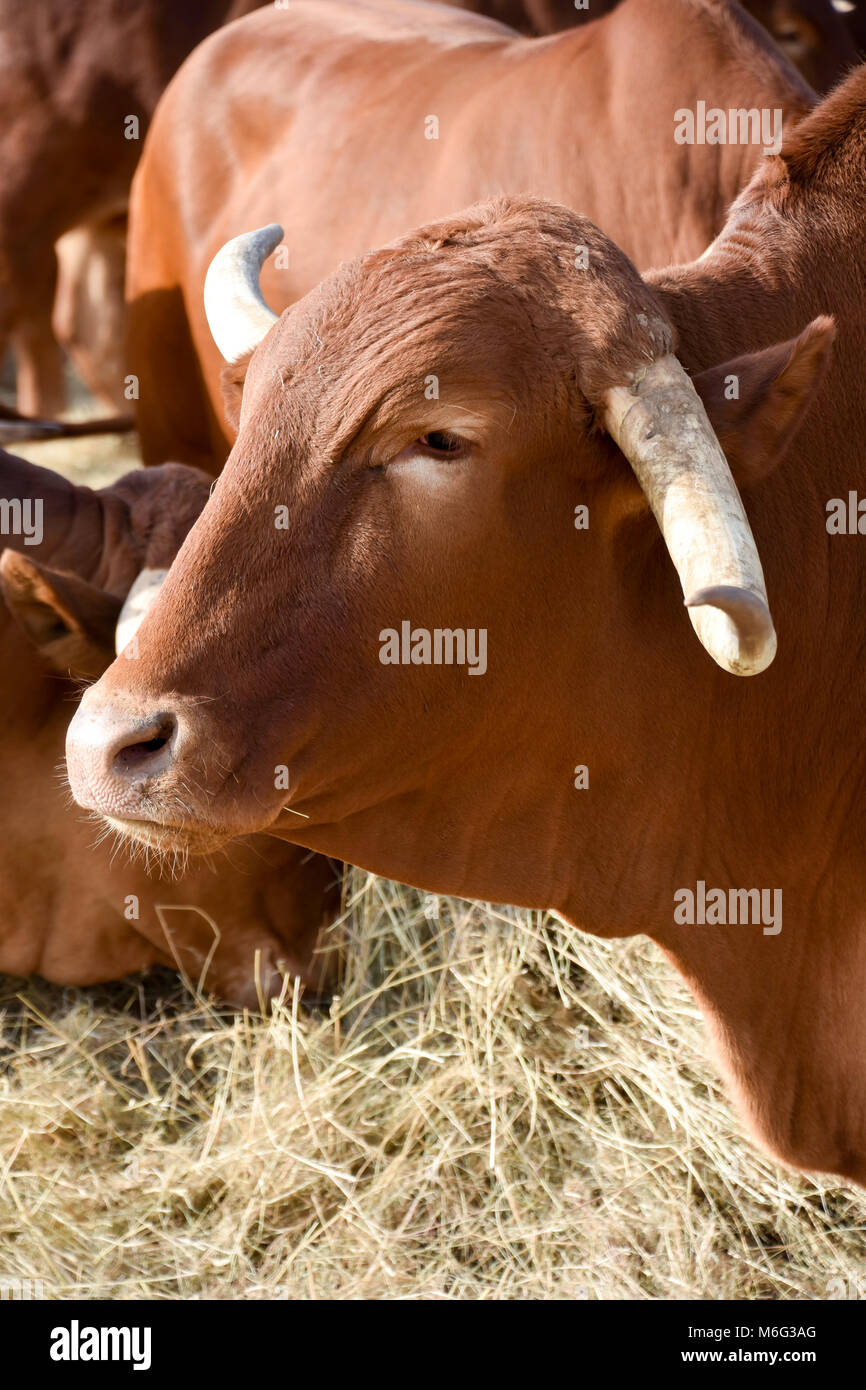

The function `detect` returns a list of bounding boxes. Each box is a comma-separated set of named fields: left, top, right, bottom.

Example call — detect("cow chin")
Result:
left=103, top=814, right=232, bottom=857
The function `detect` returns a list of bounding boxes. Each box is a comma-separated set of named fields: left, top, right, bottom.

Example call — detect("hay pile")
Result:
left=1, top=871, right=864, bottom=1300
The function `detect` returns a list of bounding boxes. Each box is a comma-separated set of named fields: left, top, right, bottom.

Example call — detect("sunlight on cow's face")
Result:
left=67, top=205, right=677, bottom=894
left=66, top=189, right=826, bottom=899
left=70, top=188, right=810, bottom=909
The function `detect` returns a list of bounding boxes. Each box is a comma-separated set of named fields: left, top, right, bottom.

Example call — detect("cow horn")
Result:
left=602, top=354, right=776, bottom=677
left=203, top=223, right=283, bottom=362
left=115, top=568, right=169, bottom=655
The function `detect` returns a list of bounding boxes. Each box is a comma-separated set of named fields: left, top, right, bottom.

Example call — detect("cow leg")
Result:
left=657, top=900, right=866, bottom=1184
left=8, top=243, right=65, bottom=416
left=53, top=219, right=129, bottom=412
left=13, top=312, right=66, bottom=416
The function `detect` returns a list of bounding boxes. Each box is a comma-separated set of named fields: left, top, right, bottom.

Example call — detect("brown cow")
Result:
left=0, top=0, right=265, bottom=416
left=455, top=0, right=856, bottom=92
left=68, top=63, right=866, bottom=1181
left=3, top=0, right=846, bottom=419
left=0, top=451, right=340, bottom=1006
left=0, top=0, right=515, bottom=415
left=127, top=0, right=815, bottom=472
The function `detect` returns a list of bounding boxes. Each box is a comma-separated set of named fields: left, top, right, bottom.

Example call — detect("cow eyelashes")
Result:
left=374, top=430, right=472, bottom=472
left=418, top=430, right=464, bottom=454
left=396, top=431, right=470, bottom=463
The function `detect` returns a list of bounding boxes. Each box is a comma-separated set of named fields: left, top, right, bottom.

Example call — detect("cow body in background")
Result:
left=4, top=0, right=845, bottom=420
left=127, top=0, right=814, bottom=471
left=0, top=0, right=265, bottom=415
left=0, top=0, right=849, bottom=419
left=847, top=0, right=866, bottom=52
left=454, top=0, right=855, bottom=92
left=0, top=452, right=339, bottom=1006
left=446, top=0, right=616, bottom=29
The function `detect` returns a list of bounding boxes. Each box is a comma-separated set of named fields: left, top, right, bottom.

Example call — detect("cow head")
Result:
left=64, top=197, right=833, bottom=912
left=744, top=0, right=858, bottom=91
left=0, top=451, right=340, bottom=1005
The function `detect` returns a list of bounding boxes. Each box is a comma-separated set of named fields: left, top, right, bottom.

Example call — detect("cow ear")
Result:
left=0, top=550, right=122, bottom=677
left=692, top=316, right=836, bottom=489
left=220, top=351, right=253, bottom=432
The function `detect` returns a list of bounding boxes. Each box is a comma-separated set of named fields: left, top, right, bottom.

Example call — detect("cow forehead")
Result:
left=248, top=206, right=671, bottom=423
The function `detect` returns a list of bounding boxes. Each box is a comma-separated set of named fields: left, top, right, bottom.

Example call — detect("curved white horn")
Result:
left=115, top=568, right=169, bottom=656
left=603, top=354, right=776, bottom=677
left=204, top=223, right=283, bottom=362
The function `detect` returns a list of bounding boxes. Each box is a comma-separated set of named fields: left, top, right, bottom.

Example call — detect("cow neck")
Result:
left=652, top=61, right=866, bottom=372
left=644, top=244, right=866, bottom=893
left=651, top=229, right=866, bottom=522
left=651, top=244, right=846, bottom=371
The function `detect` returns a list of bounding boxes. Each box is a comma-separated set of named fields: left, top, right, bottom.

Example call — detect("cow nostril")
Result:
left=125, top=735, right=168, bottom=760
left=113, top=715, right=177, bottom=778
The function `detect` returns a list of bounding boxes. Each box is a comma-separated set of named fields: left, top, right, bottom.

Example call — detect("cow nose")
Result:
left=111, top=713, right=178, bottom=780
left=66, top=698, right=181, bottom=817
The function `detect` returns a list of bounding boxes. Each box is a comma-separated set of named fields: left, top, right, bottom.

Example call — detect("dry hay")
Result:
left=1, top=872, right=863, bottom=1301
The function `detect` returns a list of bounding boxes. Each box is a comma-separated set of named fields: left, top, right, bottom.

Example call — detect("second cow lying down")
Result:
left=0, top=452, right=340, bottom=1008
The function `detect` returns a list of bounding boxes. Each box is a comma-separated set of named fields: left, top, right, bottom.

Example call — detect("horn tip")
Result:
left=684, top=584, right=771, bottom=618
left=684, top=585, right=777, bottom=677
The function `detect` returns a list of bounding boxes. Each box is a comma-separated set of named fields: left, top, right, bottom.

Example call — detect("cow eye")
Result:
left=418, top=430, right=464, bottom=454
left=774, top=23, right=808, bottom=54
left=383, top=429, right=471, bottom=470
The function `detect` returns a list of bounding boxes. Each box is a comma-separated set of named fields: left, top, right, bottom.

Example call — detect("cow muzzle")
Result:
left=67, top=568, right=261, bottom=854
left=64, top=693, right=214, bottom=851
